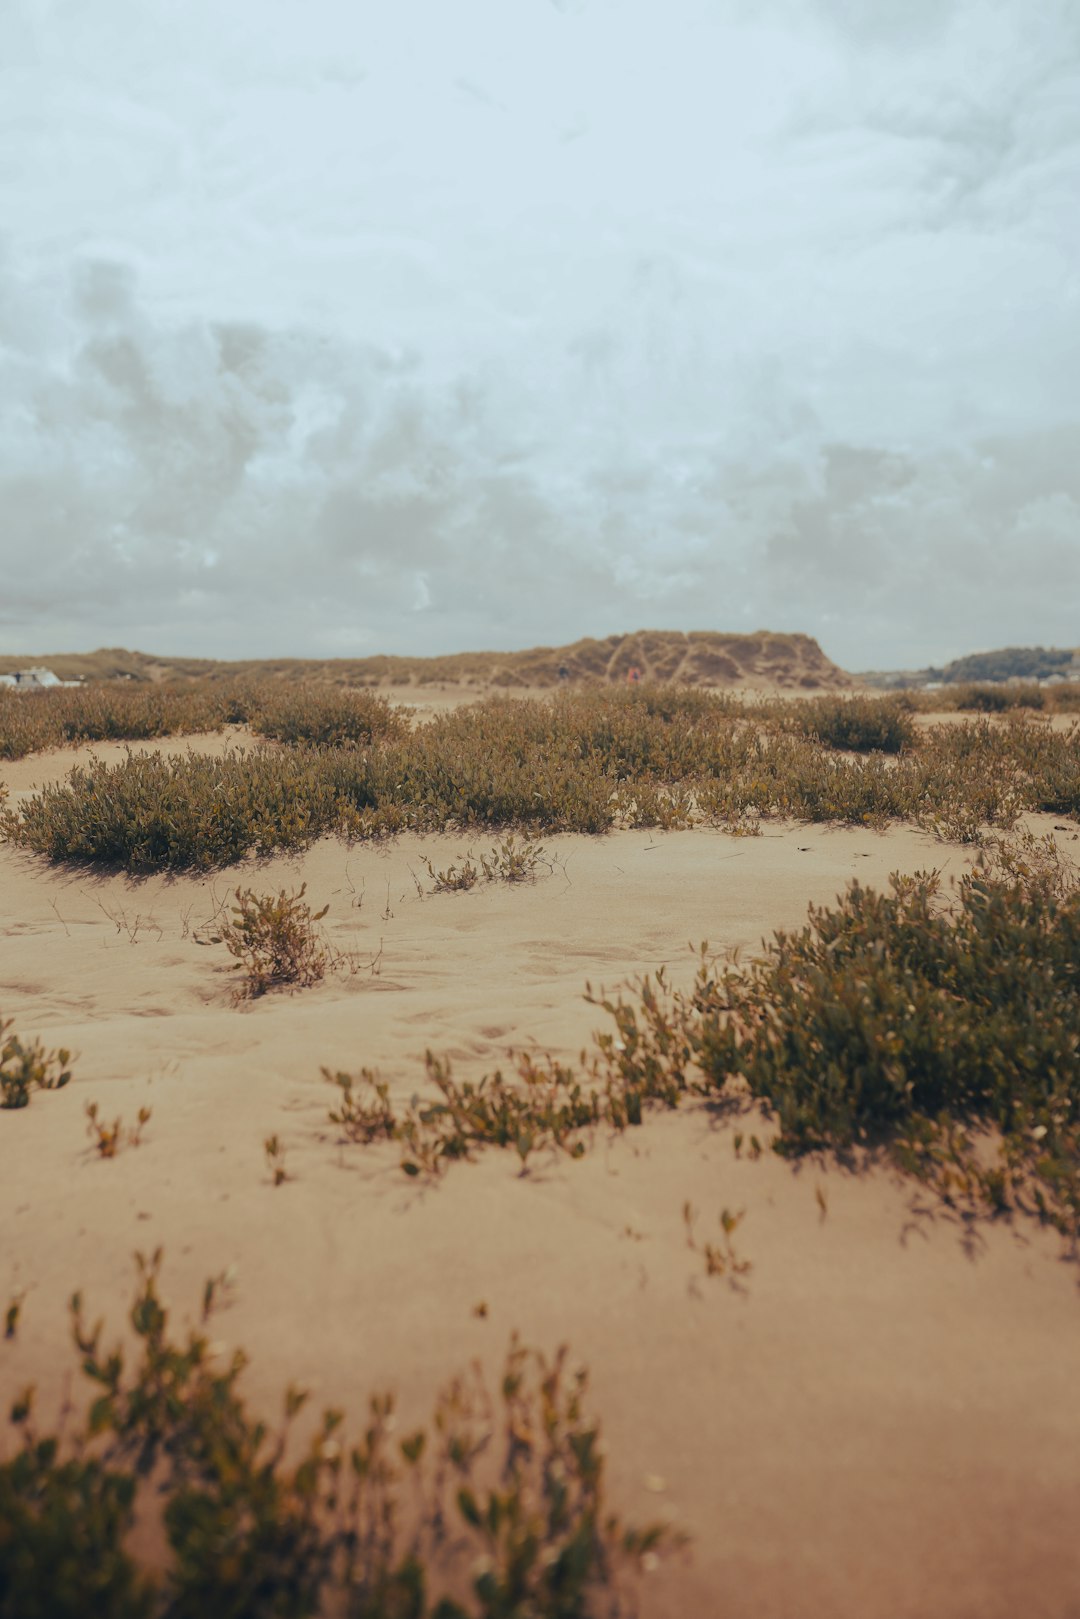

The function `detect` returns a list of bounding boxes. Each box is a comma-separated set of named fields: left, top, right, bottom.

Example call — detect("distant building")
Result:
left=0, top=667, right=77, bottom=689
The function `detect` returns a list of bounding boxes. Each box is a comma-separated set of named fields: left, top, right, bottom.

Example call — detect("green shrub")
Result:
left=787, top=694, right=915, bottom=754
left=953, top=682, right=1044, bottom=712
left=0, top=677, right=412, bottom=761
left=690, top=835, right=1080, bottom=1230
left=0, top=749, right=344, bottom=871
left=0, top=681, right=243, bottom=761
left=327, top=965, right=698, bottom=1178
left=248, top=685, right=410, bottom=748
left=423, top=836, right=548, bottom=893
left=216, top=885, right=331, bottom=998
left=0, top=1443, right=152, bottom=1619
left=324, top=831, right=1080, bottom=1233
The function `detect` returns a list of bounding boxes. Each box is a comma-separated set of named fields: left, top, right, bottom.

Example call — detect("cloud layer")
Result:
left=2, top=0, right=1078, bottom=668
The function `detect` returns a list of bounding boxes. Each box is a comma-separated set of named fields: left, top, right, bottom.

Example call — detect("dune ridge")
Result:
left=0, top=629, right=851, bottom=692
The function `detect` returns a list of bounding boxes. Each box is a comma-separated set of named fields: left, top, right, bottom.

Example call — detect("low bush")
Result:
left=216, top=885, right=331, bottom=998
left=0, top=681, right=244, bottom=761
left=952, top=682, right=1044, bottom=712
left=327, top=966, right=698, bottom=1178
left=0, top=749, right=344, bottom=871
left=685, top=834, right=1080, bottom=1232
left=0, top=1253, right=677, bottom=1617
left=787, top=694, right=915, bottom=754
left=248, top=685, right=410, bottom=748
left=423, top=836, right=548, bottom=893
left=0, top=678, right=409, bottom=762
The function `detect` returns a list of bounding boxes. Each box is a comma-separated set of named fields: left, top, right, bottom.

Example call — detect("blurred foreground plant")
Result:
left=0, top=1015, right=73, bottom=1111
left=0, top=1252, right=678, bottom=1618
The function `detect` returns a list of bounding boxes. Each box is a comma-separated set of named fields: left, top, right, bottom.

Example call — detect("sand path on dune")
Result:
left=2, top=738, right=1079, bottom=1619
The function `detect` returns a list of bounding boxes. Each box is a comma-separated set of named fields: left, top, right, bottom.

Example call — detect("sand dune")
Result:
left=0, top=628, right=852, bottom=693
left=2, top=737, right=1078, bottom=1617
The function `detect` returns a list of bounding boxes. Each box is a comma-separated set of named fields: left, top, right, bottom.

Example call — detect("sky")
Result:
left=1, top=0, right=1078, bottom=671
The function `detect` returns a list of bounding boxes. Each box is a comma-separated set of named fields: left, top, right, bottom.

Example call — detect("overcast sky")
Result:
left=2, top=0, right=1078, bottom=670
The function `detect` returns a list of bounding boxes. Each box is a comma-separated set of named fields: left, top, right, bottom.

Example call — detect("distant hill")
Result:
left=937, top=646, right=1078, bottom=684
left=0, top=631, right=851, bottom=691
left=859, top=644, right=1080, bottom=690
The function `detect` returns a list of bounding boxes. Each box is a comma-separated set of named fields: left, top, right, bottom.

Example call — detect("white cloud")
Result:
left=0, top=0, right=1077, bottom=669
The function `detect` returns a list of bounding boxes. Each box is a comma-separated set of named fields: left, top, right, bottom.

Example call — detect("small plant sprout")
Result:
left=325, top=1068, right=396, bottom=1143
left=422, top=852, right=480, bottom=892
left=479, top=834, right=547, bottom=882
left=264, top=1134, right=289, bottom=1186
left=423, top=835, right=548, bottom=895
left=84, top=1101, right=151, bottom=1158
left=202, top=1264, right=239, bottom=1322
left=683, top=1201, right=752, bottom=1285
left=4, top=1291, right=24, bottom=1340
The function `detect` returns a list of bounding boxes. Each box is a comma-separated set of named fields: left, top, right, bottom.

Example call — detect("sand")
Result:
left=2, top=733, right=1079, bottom=1618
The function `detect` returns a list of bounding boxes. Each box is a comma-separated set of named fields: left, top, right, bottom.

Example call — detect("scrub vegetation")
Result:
left=3, top=687, right=1078, bottom=870
left=0, top=1253, right=676, bottom=1619
left=0, top=680, right=405, bottom=762
left=216, top=885, right=333, bottom=1000
left=326, top=833, right=1080, bottom=1239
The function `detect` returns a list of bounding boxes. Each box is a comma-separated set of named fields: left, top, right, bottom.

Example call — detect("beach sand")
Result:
left=2, top=732, right=1078, bottom=1617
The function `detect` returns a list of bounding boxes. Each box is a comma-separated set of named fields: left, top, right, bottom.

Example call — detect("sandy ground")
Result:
left=2, top=735, right=1079, bottom=1618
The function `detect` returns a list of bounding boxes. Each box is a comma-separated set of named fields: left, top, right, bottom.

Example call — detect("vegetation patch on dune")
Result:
left=690, top=835, right=1080, bottom=1232
left=326, top=835, right=1080, bottom=1239
left=4, top=689, right=1078, bottom=870
left=0, top=680, right=406, bottom=762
